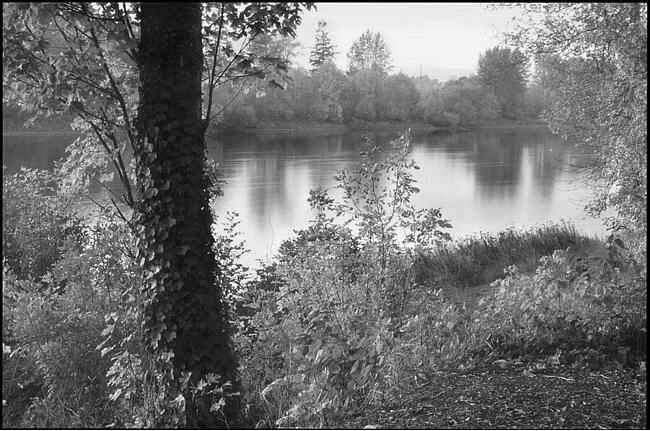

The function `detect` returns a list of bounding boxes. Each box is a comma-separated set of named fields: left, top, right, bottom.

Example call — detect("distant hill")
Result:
left=401, top=65, right=475, bottom=82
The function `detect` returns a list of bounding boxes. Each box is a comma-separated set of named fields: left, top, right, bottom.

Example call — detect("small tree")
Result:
left=309, top=20, right=336, bottom=71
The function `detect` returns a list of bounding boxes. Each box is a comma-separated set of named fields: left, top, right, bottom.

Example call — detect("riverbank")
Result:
left=207, top=118, right=547, bottom=137
left=4, top=106, right=546, bottom=136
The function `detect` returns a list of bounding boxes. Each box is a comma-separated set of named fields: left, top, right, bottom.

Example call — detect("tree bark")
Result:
left=135, top=3, right=239, bottom=427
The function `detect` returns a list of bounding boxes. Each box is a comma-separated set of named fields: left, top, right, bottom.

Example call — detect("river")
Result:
left=3, top=127, right=605, bottom=267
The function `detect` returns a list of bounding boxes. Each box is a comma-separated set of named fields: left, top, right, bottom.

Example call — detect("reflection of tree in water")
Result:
left=472, top=130, right=522, bottom=200
left=526, top=131, right=570, bottom=199
left=430, top=129, right=574, bottom=203
left=212, top=132, right=354, bottom=230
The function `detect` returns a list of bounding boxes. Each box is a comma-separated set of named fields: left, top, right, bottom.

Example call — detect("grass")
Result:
left=414, top=221, right=599, bottom=290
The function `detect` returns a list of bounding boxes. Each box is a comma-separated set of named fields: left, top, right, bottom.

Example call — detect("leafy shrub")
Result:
left=2, top=166, right=84, bottom=279
left=4, top=214, right=141, bottom=428
left=464, top=240, right=646, bottom=360
left=236, top=133, right=453, bottom=427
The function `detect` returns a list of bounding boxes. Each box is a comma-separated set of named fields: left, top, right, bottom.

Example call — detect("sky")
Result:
left=292, top=3, right=522, bottom=81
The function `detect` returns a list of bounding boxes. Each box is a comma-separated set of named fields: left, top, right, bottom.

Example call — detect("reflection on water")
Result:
left=3, top=127, right=604, bottom=266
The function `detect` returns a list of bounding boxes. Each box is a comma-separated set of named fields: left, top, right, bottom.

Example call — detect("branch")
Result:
left=208, top=81, right=246, bottom=123
left=92, top=176, right=128, bottom=208
left=83, top=3, right=136, bottom=151
left=84, top=114, right=133, bottom=209
left=204, top=2, right=226, bottom=125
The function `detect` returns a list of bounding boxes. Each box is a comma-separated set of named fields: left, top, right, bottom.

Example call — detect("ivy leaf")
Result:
left=109, top=388, right=122, bottom=402
left=100, top=345, right=115, bottom=357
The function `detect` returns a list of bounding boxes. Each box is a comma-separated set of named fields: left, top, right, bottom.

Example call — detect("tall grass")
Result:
left=414, top=222, right=598, bottom=289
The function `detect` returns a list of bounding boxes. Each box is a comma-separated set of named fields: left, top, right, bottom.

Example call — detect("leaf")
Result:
left=100, top=346, right=115, bottom=357
left=101, top=324, right=115, bottom=337
left=261, top=377, right=285, bottom=397
left=109, top=388, right=122, bottom=402
left=314, top=348, right=324, bottom=364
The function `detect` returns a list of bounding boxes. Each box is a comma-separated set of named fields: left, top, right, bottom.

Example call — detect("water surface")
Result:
left=3, top=127, right=604, bottom=266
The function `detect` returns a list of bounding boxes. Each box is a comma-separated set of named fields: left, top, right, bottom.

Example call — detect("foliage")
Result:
left=417, top=76, right=499, bottom=126
left=2, top=210, right=141, bottom=428
left=376, top=73, right=420, bottom=121
left=309, top=20, right=337, bottom=71
left=347, top=69, right=381, bottom=121
left=470, top=244, right=646, bottom=359
left=347, top=30, right=392, bottom=75
left=506, top=3, right=647, bottom=256
left=220, top=104, right=259, bottom=129
left=393, top=234, right=646, bottom=386
left=3, top=1, right=314, bottom=214
left=2, top=166, right=84, bottom=279
left=1, top=172, right=261, bottom=428
left=477, top=46, right=528, bottom=119
left=522, top=82, right=552, bottom=119
left=310, top=62, right=348, bottom=122
left=235, top=133, right=453, bottom=427
left=414, top=222, right=594, bottom=288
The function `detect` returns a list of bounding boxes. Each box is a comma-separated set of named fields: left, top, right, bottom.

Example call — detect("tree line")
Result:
left=214, top=22, right=545, bottom=130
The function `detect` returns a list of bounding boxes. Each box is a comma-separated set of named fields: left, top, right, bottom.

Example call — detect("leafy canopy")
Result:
left=347, top=30, right=392, bottom=75
left=3, top=2, right=314, bottom=216
left=504, top=3, right=647, bottom=254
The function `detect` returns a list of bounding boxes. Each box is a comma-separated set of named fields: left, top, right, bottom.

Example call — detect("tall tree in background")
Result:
left=477, top=46, right=528, bottom=119
left=309, top=20, right=336, bottom=71
left=347, top=30, right=392, bottom=74
left=506, top=3, right=647, bottom=255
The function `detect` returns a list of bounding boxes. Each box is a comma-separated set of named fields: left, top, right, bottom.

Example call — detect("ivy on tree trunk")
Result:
left=135, top=3, right=239, bottom=427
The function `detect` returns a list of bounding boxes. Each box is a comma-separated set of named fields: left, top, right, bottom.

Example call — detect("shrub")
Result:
left=4, top=214, right=141, bottom=428
left=237, top=133, right=453, bottom=427
left=465, top=241, right=646, bottom=360
left=2, top=166, right=84, bottom=279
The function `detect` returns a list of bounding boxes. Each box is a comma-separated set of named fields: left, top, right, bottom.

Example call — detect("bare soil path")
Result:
left=335, top=363, right=646, bottom=429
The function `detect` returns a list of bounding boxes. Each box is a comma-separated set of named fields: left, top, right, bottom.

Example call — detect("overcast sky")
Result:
left=292, top=3, right=521, bottom=81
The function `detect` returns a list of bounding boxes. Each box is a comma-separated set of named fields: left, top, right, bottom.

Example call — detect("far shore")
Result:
left=3, top=118, right=548, bottom=137
left=206, top=118, right=547, bottom=137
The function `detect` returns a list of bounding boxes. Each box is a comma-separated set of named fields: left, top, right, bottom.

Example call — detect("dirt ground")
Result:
left=335, top=362, right=646, bottom=429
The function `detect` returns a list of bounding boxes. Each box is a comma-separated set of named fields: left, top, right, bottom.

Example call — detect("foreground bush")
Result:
left=3, top=215, right=141, bottom=428
left=233, top=134, right=646, bottom=428
left=472, top=245, right=646, bottom=358
left=2, top=167, right=84, bottom=279
left=2, top=137, right=645, bottom=428
left=234, top=133, right=454, bottom=427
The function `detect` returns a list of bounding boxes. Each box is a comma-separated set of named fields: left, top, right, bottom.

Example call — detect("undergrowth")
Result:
left=2, top=133, right=646, bottom=428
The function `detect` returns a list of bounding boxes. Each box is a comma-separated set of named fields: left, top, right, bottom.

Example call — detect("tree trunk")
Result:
left=135, top=3, right=239, bottom=427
